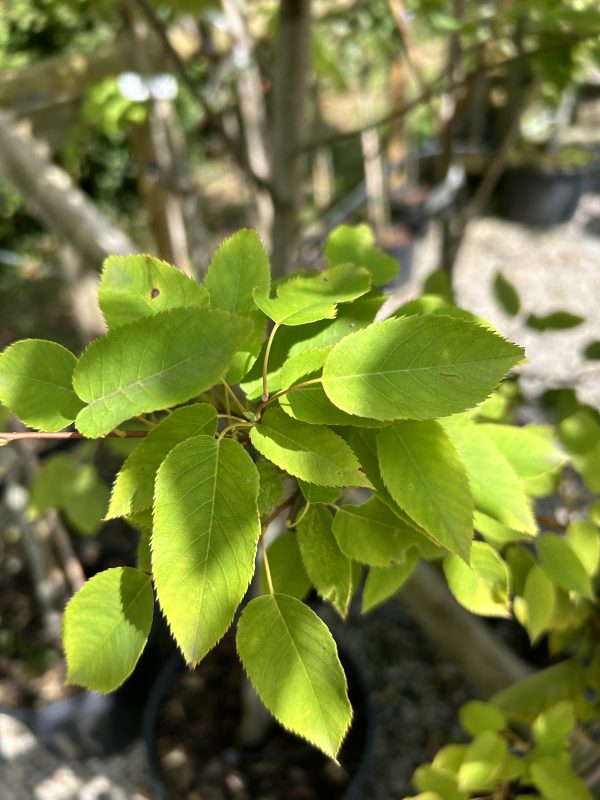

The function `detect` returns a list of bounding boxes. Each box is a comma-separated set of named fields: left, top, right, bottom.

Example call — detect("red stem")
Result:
left=0, top=431, right=148, bottom=441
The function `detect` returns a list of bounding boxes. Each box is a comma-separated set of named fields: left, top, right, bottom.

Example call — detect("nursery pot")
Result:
left=143, top=634, right=376, bottom=800
left=496, top=165, right=588, bottom=226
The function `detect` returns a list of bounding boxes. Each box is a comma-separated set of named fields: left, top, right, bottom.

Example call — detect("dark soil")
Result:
left=154, top=631, right=369, bottom=800
left=0, top=541, right=72, bottom=708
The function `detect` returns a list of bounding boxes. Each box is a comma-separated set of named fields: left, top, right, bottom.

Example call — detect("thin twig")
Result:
left=299, top=34, right=589, bottom=152
left=261, top=537, right=275, bottom=595
left=261, top=322, right=280, bottom=402
left=0, top=430, right=148, bottom=443
left=221, top=379, right=248, bottom=415
left=256, top=377, right=322, bottom=416
left=133, top=0, right=274, bottom=196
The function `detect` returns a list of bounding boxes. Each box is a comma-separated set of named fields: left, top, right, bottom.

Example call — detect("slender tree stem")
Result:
left=261, top=537, right=275, bottom=595
left=221, top=379, right=248, bottom=415
left=287, top=501, right=310, bottom=529
left=136, top=415, right=156, bottom=428
left=261, top=322, right=280, bottom=402
left=217, top=413, right=247, bottom=424
left=256, top=377, right=322, bottom=416
left=217, top=421, right=254, bottom=441
left=0, top=431, right=148, bottom=443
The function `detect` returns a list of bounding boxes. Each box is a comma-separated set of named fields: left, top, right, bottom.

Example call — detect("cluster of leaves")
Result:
left=0, top=224, right=594, bottom=768
left=407, top=698, right=593, bottom=800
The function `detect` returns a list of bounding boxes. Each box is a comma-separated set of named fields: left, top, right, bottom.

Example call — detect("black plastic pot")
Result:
left=496, top=165, right=589, bottom=226
left=144, top=639, right=377, bottom=800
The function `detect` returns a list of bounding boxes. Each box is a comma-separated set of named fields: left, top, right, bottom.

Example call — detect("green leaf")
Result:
left=205, top=230, right=271, bottom=384
left=515, top=564, right=556, bottom=643
left=324, top=223, right=398, bottom=285
left=440, top=416, right=536, bottom=535
left=30, top=453, right=109, bottom=536
left=332, top=497, right=436, bottom=567
left=444, top=541, right=511, bottom=617
left=298, top=480, right=340, bottom=504
left=321, top=316, right=524, bottom=421
left=99, top=254, right=209, bottom=328
left=492, top=271, right=521, bottom=316
left=536, top=534, right=593, bottom=599
left=0, top=340, right=84, bottom=432
left=73, top=308, right=250, bottom=437
left=297, top=504, right=354, bottom=617
left=377, top=421, right=473, bottom=560
left=136, top=528, right=152, bottom=573
left=395, top=294, right=450, bottom=317
left=526, top=311, right=585, bottom=331
left=260, top=533, right=311, bottom=599
left=250, top=406, right=370, bottom=488
left=362, top=551, right=420, bottom=613
left=205, top=229, right=271, bottom=317
left=457, top=731, right=507, bottom=791
left=558, top=409, right=600, bottom=455
left=413, top=764, right=468, bottom=800
left=459, top=701, right=506, bottom=736
left=240, top=296, right=383, bottom=400
left=474, top=511, right=529, bottom=545
left=532, top=702, right=576, bottom=754
left=492, top=660, right=585, bottom=723
left=529, top=756, right=593, bottom=800
left=153, top=435, right=260, bottom=665
left=107, top=403, right=217, bottom=518
left=583, top=340, right=600, bottom=360
left=63, top=567, right=153, bottom=692
left=566, top=521, right=600, bottom=576
left=236, top=594, right=352, bottom=759
left=257, top=460, right=286, bottom=521
left=279, top=347, right=380, bottom=427
left=253, top=264, right=371, bottom=326
left=479, top=424, right=565, bottom=479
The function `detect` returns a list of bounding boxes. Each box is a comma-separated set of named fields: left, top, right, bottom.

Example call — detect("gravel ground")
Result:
left=3, top=193, right=600, bottom=798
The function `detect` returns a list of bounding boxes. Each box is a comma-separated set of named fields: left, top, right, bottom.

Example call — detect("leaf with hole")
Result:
left=99, top=254, right=209, bottom=328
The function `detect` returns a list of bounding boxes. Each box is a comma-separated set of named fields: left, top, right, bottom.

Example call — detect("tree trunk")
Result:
left=222, top=0, right=273, bottom=243
left=398, top=562, right=530, bottom=697
left=270, top=0, right=312, bottom=277
left=0, top=111, right=138, bottom=338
